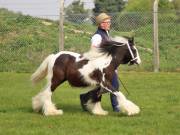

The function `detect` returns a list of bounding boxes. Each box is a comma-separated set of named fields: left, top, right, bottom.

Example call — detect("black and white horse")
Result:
left=31, top=36, right=141, bottom=116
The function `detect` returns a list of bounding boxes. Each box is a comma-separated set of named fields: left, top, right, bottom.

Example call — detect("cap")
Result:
left=96, top=13, right=111, bottom=25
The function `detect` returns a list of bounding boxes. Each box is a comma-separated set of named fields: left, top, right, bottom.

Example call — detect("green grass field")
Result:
left=0, top=72, right=179, bottom=135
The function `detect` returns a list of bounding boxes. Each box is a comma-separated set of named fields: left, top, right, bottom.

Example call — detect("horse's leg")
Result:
left=101, top=81, right=140, bottom=116
left=32, top=68, right=65, bottom=116
left=80, top=87, right=108, bottom=115
left=32, top=85, right=63, bottom=116
left=113, top=91, right=140, bottom=116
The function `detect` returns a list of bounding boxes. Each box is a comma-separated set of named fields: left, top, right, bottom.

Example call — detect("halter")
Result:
left=126, top=42, right=138, bottom=62
left=113, top=42, right=138, bottom=62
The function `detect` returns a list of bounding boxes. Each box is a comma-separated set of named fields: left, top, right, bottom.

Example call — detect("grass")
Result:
left=0, top=72, right=179, bottom=135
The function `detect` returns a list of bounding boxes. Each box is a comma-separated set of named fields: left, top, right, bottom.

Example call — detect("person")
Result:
left=90, top=13, right=120, bottom=112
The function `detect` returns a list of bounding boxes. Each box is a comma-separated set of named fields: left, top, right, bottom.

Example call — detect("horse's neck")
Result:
left=111, top=56, right=119, bottom=69
left=82, top=48, right=113, bottom=69
left=113, top=51, right=125, bottom=67
left=83, top=48, right=105, bottom=60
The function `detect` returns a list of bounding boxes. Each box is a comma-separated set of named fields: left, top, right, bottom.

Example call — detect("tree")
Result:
left=158, top=0, right=175, bottom=11
left=93, top=0, right=126, bottom=14
left=65, top=0, right=89, bottom=23
left=65, top=0, right=88, bottom=14
left=173, top=0, right=180, bottom=10
left=124, top=0, right=153, bottom=12
left=125, top=0, right=176, bottom=12
left=173, top=0, right=180, bottom=21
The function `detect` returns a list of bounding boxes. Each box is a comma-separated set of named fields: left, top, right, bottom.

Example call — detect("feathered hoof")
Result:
left=32, top=96, right=43, bottom=113
left=43, top=109, right=63, bottom=116
left=91, top=110, right=108, bottom=116
left=119, top=100, right=140, bottom=116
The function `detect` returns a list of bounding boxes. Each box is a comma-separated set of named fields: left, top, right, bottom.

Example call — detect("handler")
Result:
left=90, top=13, right=120, bottom=112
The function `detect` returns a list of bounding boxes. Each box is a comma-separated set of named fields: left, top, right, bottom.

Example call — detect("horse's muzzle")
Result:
left=128, top=60, right=139, bottom=66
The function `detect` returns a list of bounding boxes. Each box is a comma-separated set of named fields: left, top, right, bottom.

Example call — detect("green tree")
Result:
left=65, top=0, right=89, bottom=23
left=125, top=0, right=176, bottom=12
left=93, top=0, right=126, bottom=14
left=173, top=0, right=180, bottom=21
left=158, top=0, right=175, bottom=11
left=124, top=0, right=153, bottom=12
left=173, top=0, right=180, bottom=10
left=65, top=0, right=88, bottom=14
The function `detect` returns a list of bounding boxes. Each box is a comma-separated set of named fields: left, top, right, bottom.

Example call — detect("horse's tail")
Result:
left=31, top=54, right=54, bottom=84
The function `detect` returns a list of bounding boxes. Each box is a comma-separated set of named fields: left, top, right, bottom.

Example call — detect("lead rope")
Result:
left=100, top=75, right=130, bottom=97
left=100, top=83, right=116, bottom=96
left=118, top=76, right=130, bottom=96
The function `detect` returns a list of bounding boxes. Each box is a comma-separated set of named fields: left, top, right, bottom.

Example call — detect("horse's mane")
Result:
left=100, top=36, right=129, bottom=56
left=82, top=36, right=131, bottom=60
left=99, top=43, right=118, bottom=55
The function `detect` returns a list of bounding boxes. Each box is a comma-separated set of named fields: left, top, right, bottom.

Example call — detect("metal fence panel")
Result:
left=0, top=10, right=179, bottom=72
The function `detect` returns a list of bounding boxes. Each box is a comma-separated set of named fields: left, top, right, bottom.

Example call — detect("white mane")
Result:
left=111, top=36, right=129, bottom=44
left=83, top=36, right=129, bottom=61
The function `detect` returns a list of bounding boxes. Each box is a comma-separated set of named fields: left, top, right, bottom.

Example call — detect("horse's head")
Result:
left=124, top=36, right=141, bottom=65
left=101, top=36, right=141, bottom=66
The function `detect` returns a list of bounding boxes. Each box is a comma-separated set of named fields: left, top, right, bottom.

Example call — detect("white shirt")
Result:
left=91, top=31, right=109, bottom=48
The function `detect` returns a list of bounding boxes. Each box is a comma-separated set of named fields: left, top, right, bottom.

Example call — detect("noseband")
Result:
left=113, top=42, right=138, bottom=62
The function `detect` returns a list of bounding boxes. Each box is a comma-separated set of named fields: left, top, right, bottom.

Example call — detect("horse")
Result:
left=31, top=36, right=141, bottom=116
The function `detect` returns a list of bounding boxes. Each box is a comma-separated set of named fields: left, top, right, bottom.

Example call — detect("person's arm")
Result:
left=91, top=34, right=102, bottom=48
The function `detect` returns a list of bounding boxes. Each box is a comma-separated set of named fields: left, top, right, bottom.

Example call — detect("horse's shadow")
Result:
left=0, top=104, right=84, bottom=115
left=0, top=104, right=140, bottom=117
left=0, top=107, right=140, bottom=118
left=0, top=106, right=33, bottom=114
left=56, top=103, right=85, bottom=114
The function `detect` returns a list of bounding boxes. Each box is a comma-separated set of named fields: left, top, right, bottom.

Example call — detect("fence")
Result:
left=0, top=9, right=179, bottom=72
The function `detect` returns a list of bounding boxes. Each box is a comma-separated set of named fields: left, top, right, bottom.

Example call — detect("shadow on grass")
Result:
left=57, top=103, right=83, bottom=114
left=0, top=106, right=33, bottom=114
left=0, top=104, right=141, bottom=118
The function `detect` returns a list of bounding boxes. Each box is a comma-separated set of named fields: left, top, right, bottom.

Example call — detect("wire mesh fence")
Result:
left=0, top=9, right=180, bottom=72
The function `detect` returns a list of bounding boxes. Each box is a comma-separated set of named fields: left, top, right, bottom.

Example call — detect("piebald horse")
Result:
left=31, top=36, right=141, bottom=116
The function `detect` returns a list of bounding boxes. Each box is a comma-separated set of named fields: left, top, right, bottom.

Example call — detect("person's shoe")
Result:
left=113, top=106, right=120, bottom=112
left=80, top=94, right=88, bottom=111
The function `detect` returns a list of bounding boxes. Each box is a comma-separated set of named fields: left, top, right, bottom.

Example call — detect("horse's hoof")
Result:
left=92, top=110, right=108, bottom=116
left=43, top=109, right=63, bottom=116
left=127, top=107, right=140, bottom=116
left=119, top=100, right=140, bottom=116
left=56, top=109, right=63, bottom=115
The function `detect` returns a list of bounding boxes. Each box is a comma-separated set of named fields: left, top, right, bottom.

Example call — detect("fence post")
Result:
left=153, top=0, right=159, bottom=72
left=59, top=0, right=64, bottom=51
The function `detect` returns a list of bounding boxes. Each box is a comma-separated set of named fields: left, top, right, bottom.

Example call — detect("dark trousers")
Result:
left=110, top=72, right=120, bottom=112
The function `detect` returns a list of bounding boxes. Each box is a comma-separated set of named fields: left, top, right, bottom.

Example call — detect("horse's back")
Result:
left=55, top=51, right=81, bottom=59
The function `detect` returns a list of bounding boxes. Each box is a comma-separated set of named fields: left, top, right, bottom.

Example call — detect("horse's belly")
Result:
left=67, top=70, right=90, bottom=87
left=68, top=76, right=89, bottom=87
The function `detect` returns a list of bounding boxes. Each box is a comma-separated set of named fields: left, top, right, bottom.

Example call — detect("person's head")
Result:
left=96, top=13, right=111, bottom=31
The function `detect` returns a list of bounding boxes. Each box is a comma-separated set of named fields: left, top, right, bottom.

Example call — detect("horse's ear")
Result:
left=128, top=37, right=134, bottom=44
left=129, top=30, right=135, bottom=43
left=131, top=37, right=134, bottom=43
